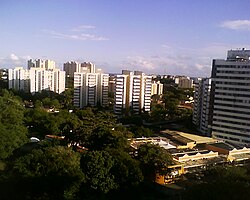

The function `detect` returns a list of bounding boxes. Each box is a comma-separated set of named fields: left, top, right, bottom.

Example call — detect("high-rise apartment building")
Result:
left=73, top=63, right=108, bottom=108
left=151, top=81, right=163, bottom=96
left=114, top=70, right=152, bottom=115
left=108, top=75, right=116, bottom=94
left=0, top=68, right=8, bottom=89
left=210, top=49, right=250, bottom=146
left=176, top=76, right=194, bottom=88
left=192, top=78, right=212, bottom=136
left=9, top=62, right=65, bottom=94
left=63, top=61, right=80, bottom=78
left=28, top=59, right=56, bottom=70
left=8, top=67, right=30, bottom=92
left=29, top=68, right=65, bottom=94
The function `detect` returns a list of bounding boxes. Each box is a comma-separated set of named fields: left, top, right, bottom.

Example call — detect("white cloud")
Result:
left=43, top=25, right=108, bottom=41
left=123, top=55, right=194, bottom=75
left=220, top=20, right=250, bottom=30
left=161, top=44, right=171, bottom=49
left=0, top=54, right=32, bottom=67
left=126, top=56, right=155, bottom=70
left=195, top=63, right=204, bottom=70
left=10, top=53, right=19, bottom=61
left=72, top=25, right=96, bottom=32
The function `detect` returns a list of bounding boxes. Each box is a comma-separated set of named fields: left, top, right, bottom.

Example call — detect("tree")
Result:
left=86, top=126, right=129, bottom=151
left=150, top=104, right=167, bottom=121
left=24, top=108, right=51, bottom=137
left=42, top=98, right=62, bottom=109
left=184, top=166, right=250, bottom=200
left=11, top=146, right=84, bottom=199
left=107, top=149, right=143, bottom=190
left=0, top=90, right=28, bottom=160
left=137, top=143, right=173, bottom=181
left=60, top=88, right=74, bottom=109
left=130, top=126, right=153, bottom=137
left=0, top=123, right=28, bottom=160
left=80, top=150, right=117, bottom=194
left=80, top=149, right=143, bottom=197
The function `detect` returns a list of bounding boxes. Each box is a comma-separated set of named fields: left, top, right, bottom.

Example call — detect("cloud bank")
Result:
left=43, top=25, right=108, bottom=41
left=220, top=20, right=250, bottom=30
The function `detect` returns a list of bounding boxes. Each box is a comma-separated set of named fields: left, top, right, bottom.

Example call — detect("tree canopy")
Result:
left=0, top=90, right=28, bottom=160
left=137, top=143, right=173, bottom=180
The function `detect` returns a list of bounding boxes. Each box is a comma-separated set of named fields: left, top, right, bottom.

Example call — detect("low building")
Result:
left=131, top=130, right=250, bottom=185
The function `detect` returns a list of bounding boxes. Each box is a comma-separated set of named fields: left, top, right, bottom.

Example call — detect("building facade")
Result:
left=114, top=70, right=152, bottom=115
left=63, top=61, right=80, bottom=78
left=210, top=49, right=250, bottom=146
left=73, top=63, right=108, bottom=108
left=0, top=68, right=8, bottom=89
left=192, top=78, right=212, bottom=136
left=8, top=67, right=65, bottom=94
left=28, top=59, right=56, bottom=70
left=151, top=81, right=163, bottom=96
left=176, top=76, right=193, bottom=88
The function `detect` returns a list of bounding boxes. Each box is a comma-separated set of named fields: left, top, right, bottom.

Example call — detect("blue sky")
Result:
left=1, top=0, right=250, bottom=77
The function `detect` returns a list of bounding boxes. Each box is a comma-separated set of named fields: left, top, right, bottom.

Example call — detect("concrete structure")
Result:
left=108, top=74, right=116, bottom=94
left=8, top=67, right=65, bottom=94
left=0, top=68, right=9, bottom=89
left=151, top=81, right=163, bottom=96
left=80, top=62, right=96, bottom=73
left=28, top=59, right=56, bottom=70
left=73, top=63, right=108, bottom=108
left=210, top=49, right=250, bottom=146
left=63, top=61, right=97, bottom=75
left=176, top=76, right=193, bottom=88
left=130, top=130, right=250, bottom=185
left=29, top=68, right=65, bottom=94
left=192, top=78, right=212, bottom=136
left=63, top=61, right=80, bottom=78
left=8, top=67, right=30, bottom=92
left=114, top=70, right=152, bottom=115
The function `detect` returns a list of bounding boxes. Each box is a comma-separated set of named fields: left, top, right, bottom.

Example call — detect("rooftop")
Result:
left=161, top=130, right=218, bottom=145
left=207, top=142, right=234, bottom=151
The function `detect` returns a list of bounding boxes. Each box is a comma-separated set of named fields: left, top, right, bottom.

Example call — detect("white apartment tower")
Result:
left=73, top=63, right=108, bottom=108
left=8, top=67, right=30, bottom=92
left=151, top=81, right=163, bottom=96
left=192, top=78, right=212, bottom=136
left=9, top=60, right=65, bottom=94
left=29, top=68, right=65, bottom=94
left=176, top=76, right=194, bottom=88
left=114, top=70, right=152, bottom=115
left=210, top=49, right=250, bottom=146
left=28, top=59, right=56, bottom=70
left=63, top=61, right=80, bottom=78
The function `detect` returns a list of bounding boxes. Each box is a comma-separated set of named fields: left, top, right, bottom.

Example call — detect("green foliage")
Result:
left=150, top=104, right=167, bottom=121
left=137, top=143, right=173, bottom=180
left=184, top=166, right=250, bottom=200
left=80, top=150, right=117, bottom=194
left=42, top=97, right=62, bottom=109
left=0, top=90, right=28, bottom=160
left=130, top=126, right=153, bottom=137
left=11, top=146, right=84, bottom=199
left=86, top=126, right=129, bottom=151
left=0, top=123, right=28, bottom=160
left=60, top=88, right=74, bottom=109
left=108, top=149, right=143, bottom=189
left=120, top=115, right=143, bottom=126
left=150, top=86, right=193, bottom=121
left=80, top=149, right=143, bottom=196
left=25, top=108, right=50, bottom=133
left=13, top=146, right=82, bottom=178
